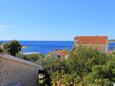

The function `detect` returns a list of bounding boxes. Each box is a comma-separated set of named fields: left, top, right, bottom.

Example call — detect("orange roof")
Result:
left=75, top=36, right=108, bottom=44
left=52, top=50, right=68, bottom=56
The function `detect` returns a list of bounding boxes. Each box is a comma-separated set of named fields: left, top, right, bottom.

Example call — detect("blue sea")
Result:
left=20, top=41, right=74, bottom=54
left=1, top=41, right=115, bottom=54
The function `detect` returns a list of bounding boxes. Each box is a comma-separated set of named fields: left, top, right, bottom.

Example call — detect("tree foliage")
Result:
left=16, top=53, right=44, bottom=62
left=83, top=54, right=115, bottom=85
left=44, top=46, right=115, bottom=86
left=3, top=40, right=21, bottom=56
left=0, top=47, right=3, bottom=53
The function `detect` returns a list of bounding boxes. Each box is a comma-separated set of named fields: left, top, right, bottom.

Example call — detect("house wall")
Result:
left=74, top=42, right=108, bottom=53
left=0, top=54, right=42, bottom=86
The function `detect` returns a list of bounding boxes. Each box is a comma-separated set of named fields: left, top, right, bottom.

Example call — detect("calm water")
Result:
left=20, top=41, right=74, bottom=54
left=1, top=41, right=115, bottom=54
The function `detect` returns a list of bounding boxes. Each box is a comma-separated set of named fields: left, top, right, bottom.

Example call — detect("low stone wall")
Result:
left=0, top=54, right=43, bottom=86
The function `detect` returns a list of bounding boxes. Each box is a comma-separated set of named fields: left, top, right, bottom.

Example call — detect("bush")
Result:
left=16, top=53, right=44, bottom=62
left=3, top=40, right=21, bottom=56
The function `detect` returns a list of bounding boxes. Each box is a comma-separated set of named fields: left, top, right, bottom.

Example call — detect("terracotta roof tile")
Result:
left=75, top=36, right=108, bottom=44
left=52, top=50, right=68, bottom=56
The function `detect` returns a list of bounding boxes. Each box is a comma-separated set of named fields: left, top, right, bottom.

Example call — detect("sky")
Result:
left=0, top=0, right=115, bottom=41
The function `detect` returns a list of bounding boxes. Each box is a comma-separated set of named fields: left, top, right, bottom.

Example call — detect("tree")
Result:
left=27, top=53, right=44, bottom=62
left=4, top=40, right=21, bottom=56
left=0, top=47, right=3, bottom=53
left=67, top=46, right=107, bottom=82
left=83, top=54, right=115, bottom=86
left=0, top=47, right=3, bottom=57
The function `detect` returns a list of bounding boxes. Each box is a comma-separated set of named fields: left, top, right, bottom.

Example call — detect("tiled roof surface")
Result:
left=53, top=50, right=68, bottom=56
left=0, top=54, right=43, bottom=69
left=49, top=50, right=68, bottom=56
left=75, top=36, right=108, bottom=44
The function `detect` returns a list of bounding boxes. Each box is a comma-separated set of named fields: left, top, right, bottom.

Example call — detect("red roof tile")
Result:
left=51, top=50, right=68, bottom=56
left=75, top=36, right=108, bottom=44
